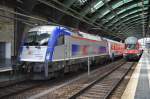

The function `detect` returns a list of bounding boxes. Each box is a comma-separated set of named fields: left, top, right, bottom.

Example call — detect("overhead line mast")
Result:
left=142, top=0, right=145, bottom=37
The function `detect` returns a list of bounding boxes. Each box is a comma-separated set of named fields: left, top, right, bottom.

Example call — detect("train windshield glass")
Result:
left=24, top=31, right=50, bottom=46
left=126, top=44, right=136, bottom=49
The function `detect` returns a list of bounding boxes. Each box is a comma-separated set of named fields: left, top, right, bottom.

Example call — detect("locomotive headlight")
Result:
left=123, top=53, right=127, bottom=56
left=137, top=53, right=140, bottom=56
left=123, top=50, right=128, bottom=54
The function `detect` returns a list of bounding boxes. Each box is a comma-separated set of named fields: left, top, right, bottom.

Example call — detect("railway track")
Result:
left=0, top=59, right=129, bottom=99
left=69, top=62, right=134, bottom=99
left=37, top=60, right=127, bottom=99
left=109, top=63, right=137, bottom=99
left=0, top=78, right=27, bottom=88
left=0, top=80, right=42, bottom=98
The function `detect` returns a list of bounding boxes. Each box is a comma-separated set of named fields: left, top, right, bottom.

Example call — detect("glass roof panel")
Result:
left=125, top=18, right=142, bottom=24
left=105, top=0, right=111, bottom=2
left=144, top=0, right=148, bottom=4
left=100, top=9, right=110, bottom=18
left=107, top=15, right=115, bottom=20
left=91, top=1, right=104, bottom=13
left=123, top=15, right=147, bottom=24
left=112, top=1, right=124, bottom=9
left=117, top=6, right=148, bottom=17
left=78, top=0, right=88, bottom=5
left=122, top=14, right=141, bottom=22
left=125, top=18, right=146, bottom=25
left=144, top=7, right=148, bottom=10
left=123, top=0, right=132, bottom=3
left=130, top=9, right=141, bottom=13
left=137, top=2, right=142, bottom=6
left=120, top=9, right=141, bottom=18
left=116, top=4, right=143, bottom=15
left=126, top=4, right=137, bottom=10
left=113, top=15, right=141, bottom=27
left=117, top=9, right=126, bottom=14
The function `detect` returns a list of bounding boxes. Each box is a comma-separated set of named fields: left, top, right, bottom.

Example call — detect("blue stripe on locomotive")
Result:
left=46, top=26, right=71, bottom=62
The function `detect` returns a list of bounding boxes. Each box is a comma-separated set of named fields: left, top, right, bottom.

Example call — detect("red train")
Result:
left=123, top=37, right=142, bottom=61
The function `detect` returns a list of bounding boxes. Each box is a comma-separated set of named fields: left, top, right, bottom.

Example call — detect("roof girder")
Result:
left=100, top=0, right=131, bottom=35
left=122, top=24, right=143, bottom=35
left=91, top=0, right=141, bottom=23
left=120, top=21, right=146, bottom=32
left=114, top=15, right=147, bottom=30
left=124, top=17, right=146, bottom=25
left=109, top=12, right=148, bottom=29
left=116, top=17, right=147, bottom=31
left=110, top=10, right=147, bottom=26
left=37, top=0, right=149, bottom=38
left=104, top=7, right=147, bottom=25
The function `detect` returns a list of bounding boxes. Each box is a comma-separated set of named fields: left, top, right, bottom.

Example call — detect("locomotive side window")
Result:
left=56, top=36, right=64, bottom=45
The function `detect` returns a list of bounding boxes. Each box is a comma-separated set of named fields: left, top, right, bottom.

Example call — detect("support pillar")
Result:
left=88, top=57, right=90, bottom=75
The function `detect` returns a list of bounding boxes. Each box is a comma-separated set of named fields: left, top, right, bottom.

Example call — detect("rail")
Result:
left=69, top=62, right=134, bottom=99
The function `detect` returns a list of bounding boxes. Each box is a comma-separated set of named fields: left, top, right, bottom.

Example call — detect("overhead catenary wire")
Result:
left=0, top=7, right=63, bottom=26
left=0, top=14, right=36, bottom=27
left=0, top=7, right=74, bottom=28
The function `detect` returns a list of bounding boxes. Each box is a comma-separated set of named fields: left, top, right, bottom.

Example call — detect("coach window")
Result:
left=57, top=35, right=64, bottom=45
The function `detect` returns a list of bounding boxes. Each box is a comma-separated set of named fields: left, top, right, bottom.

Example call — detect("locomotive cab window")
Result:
left=38, top=33, right=50, bottom=46
left=25, top=31, right=50, bottom=46
left=56, top=36, right=64, bottom=46
left=126, top=44, right=136, bottom=49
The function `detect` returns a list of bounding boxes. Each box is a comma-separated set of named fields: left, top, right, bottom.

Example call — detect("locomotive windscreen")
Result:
left=25, top=31, right=51, bottom=46
left=126, top=44, right=136, bottom=49
left=125, top=37, right=138, bottom=44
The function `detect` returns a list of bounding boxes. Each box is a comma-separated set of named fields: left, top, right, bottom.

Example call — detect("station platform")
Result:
left=0, top=58, right=26, bottom=82
left=121, top=51, right=150, bottom=99
left=0, top=58, right=12, bottom=72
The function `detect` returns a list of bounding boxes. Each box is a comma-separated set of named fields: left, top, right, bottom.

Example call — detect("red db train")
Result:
left=123, top=37, right=142, bottom=61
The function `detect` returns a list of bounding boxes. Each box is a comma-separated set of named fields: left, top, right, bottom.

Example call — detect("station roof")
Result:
left=50, top=0, right=149, bottom=39
left=1, top=0, right=150, bottom=40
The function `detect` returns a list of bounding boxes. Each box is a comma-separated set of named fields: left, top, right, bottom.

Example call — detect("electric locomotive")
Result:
left=19, top=26, right=110, bottom=79
left=123, top=36, right=142, bottom=60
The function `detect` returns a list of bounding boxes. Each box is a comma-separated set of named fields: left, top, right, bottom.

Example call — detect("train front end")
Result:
left=19, top=26, right=54, bottom=79
left=123, top=49, right=141, bottom=60
left=123, top=37, right=142, bottom=61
